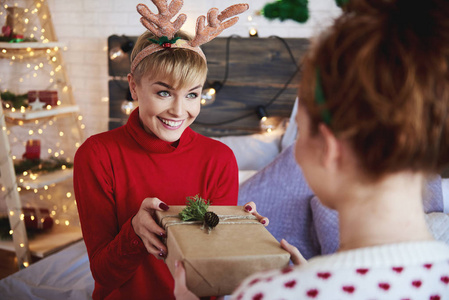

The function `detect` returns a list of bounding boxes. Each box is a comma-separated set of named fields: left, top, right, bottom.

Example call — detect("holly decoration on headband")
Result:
left=148, top=36, right=181, bottom=48
left=179, top=194, right=220, bottom=233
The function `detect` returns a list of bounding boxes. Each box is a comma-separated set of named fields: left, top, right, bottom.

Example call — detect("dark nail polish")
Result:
left=158, top=252, right=164, bottom=257
left=245, top=205, right=252, bottom=212
left=159, top=232, right=166, bottom=238
left=261, top=219, right=266, bottom=225
left=159, top=202, right=169, bottom=211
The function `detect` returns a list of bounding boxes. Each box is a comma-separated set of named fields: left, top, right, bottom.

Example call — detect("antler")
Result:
left=189, top=3, right=249, bottom=47
left=137, top=0, right=187, bottom=40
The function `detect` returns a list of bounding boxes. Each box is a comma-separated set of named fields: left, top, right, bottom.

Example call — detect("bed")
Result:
left=1, top=36, right=449, bottom=299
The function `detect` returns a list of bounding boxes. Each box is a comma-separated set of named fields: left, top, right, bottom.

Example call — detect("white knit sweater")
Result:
left=232, top=241, right=449, bottom=300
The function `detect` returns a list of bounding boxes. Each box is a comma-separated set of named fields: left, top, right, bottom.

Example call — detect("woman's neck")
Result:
left=336, top=172, right=434, bottom=252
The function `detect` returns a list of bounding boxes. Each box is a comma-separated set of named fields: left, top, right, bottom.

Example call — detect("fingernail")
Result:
left=261, top=219, right=266, bottom=225
left=245, top=205, right=252, bottom=212
left=159, top=202, right=169, bottom=211
left=158, top=251, right=166, bottom=258
left=159, top=232, right=166, bottom=238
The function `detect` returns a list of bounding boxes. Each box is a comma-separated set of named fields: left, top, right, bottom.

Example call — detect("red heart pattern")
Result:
left=307, top=289, right=319, bottom=298
left=412, top=280, right=422, bottom=288
left=239, top=260, right=448, bottom=299
left=284, top=280, right=297, bottom=288
left=392, top=267, right=404, bottom=273
left=356, top=268, right=369, bottom=275
left=378, top=282, right=390, bottom=291
left=317, top=272, right=331, bottom=279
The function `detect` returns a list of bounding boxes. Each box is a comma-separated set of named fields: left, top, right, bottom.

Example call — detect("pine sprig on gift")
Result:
left=179, top=195, right=220, bottom=230
left=179, top=195, right=210, bottom=221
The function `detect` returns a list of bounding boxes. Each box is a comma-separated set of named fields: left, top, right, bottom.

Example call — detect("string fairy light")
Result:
left=0, top=0, right=85, bottom=267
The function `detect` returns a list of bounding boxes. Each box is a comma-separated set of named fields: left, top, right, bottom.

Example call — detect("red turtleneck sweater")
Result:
left=73, top=108, right=238, bottom=300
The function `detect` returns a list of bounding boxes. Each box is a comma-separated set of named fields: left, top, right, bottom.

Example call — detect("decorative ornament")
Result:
left=23, top=139, right=41, bottom=160
left=179, top=194, right=220, bottom=232
left=130, top=0, right=249, bottom=73
left=148, top=36, right=181, bottom=47
left=2, top=25, right=11, bottom=37
left=28, top=97, right=46, bottom=110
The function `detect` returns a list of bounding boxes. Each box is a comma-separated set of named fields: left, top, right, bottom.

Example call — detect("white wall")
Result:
left=47, top=0, right=342, bottom=138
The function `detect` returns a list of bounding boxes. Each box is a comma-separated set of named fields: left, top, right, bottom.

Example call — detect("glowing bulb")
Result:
left=249, top=28, right=258, bottom=37
left=200, top=87, right=216, bottom=106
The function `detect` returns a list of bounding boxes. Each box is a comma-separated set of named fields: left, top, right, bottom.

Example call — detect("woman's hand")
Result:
left=281, top=239, right=307, bottom=266
left=174, top=260, right=200, bottom=300
left=132, top=197, right=169, bottom=259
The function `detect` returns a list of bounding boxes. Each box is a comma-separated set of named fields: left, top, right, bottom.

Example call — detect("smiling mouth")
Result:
left=158, top=117, right=183, bottom=128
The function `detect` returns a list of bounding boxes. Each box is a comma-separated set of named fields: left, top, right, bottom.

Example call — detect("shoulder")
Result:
left=75, top=127, right=125, bottom=160
left=192, top=133, right=236, bottom=158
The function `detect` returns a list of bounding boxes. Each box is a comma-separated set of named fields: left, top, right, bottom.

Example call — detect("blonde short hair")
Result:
left=130, top=30, right=208, bottom=89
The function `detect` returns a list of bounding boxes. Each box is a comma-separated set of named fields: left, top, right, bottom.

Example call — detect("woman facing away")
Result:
left=174, top=0, right=449, bottom=299
left=73, top=1, right=248, bottom=299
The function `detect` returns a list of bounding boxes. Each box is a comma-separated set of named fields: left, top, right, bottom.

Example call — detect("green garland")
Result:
left=261, top=0, right=349, bottom=24
left=14, top=157, right=73, bottom=175
left=261, top=0, right=309, bottom=23
left=0, top=217, right=36, bottom=240
left=1, top=91, right=29, bottom=109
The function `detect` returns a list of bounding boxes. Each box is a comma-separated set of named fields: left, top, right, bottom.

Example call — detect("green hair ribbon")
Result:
left=315, top=69, right=332, bottom=125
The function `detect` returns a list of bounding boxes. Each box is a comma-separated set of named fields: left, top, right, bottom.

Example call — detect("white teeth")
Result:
left=161, top=118, right=182, bottom=127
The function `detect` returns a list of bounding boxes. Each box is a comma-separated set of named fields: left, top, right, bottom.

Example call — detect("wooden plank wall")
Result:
left=107, top=36, right=310, bottom=136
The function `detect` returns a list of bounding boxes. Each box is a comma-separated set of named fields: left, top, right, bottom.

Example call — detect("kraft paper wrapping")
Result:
left=155, top=206, right=290, bottom=297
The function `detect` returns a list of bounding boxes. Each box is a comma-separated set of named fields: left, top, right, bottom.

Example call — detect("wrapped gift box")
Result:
left=156, top=206, right=290, bottom=297
left=23, top=207, right=54, bottom=231
left=28, top=90, right=58, bottom=107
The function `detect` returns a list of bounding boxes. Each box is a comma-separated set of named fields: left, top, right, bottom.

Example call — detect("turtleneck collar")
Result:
left=125, top=107, right=195, bottom=154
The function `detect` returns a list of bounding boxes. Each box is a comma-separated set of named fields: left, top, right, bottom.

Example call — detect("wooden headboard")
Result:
left=108, top=36, right=310, bottom=136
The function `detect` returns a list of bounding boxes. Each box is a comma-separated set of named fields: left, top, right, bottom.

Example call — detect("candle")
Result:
left=23, top=139, right=41, bottom=160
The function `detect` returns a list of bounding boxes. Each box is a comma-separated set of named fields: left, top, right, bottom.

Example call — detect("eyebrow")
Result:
left=153, top=81, right=173, bottom=89
left=153, top=82, right=202, bottom=92
left=189, top=85, right=202, bottom=91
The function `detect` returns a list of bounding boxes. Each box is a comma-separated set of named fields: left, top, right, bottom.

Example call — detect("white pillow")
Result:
left=213, top=127, right=284, bottom=171
left=280, top=97, right=299, bottom=151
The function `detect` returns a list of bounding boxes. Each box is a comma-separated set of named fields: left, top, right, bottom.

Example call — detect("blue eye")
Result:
left=187, top=93, right=198, bottom=99
left=157, top=91, right=170, bottom=97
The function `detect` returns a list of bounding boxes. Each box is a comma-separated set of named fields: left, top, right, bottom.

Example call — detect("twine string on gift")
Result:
left=160, top=214, right=261, bottom=231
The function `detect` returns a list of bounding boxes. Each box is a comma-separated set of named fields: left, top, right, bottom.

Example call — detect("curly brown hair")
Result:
left=299, top=0, right=449, bottom=178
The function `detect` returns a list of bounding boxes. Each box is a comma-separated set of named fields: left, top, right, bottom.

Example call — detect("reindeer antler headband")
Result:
left=131, top=0, right=249, bottom=74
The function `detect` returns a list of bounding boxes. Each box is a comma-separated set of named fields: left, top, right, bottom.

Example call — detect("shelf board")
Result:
left=5, top=105, right=79, bottom=120
left=0, top=225, right=82, bottom=258
left=0, top=42, right=64, bottom=50
left=18, top=169, right=73, bottom=189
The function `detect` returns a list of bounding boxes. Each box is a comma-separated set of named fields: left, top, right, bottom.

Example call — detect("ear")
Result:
left=318, top=123, right=342, bottom=171
left=127, top=73, right=138, bottom=101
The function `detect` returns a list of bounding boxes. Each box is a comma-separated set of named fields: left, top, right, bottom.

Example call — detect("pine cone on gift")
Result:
left=204, top=211, right=219, bottom=228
